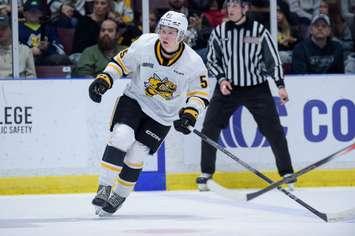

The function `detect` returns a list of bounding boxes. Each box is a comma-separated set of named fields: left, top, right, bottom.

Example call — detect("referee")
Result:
left=197, top=0, right=296, bottom=191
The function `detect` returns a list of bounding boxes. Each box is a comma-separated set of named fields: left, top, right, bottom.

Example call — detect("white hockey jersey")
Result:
left=103, top=33, right=209, bottom=126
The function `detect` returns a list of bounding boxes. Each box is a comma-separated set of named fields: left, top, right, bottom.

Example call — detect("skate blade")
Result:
left=94, top=206, right=102, bottom=215
left=197, top=183, right=210, bottom=192
left=98, top=209, right=113, bottom=217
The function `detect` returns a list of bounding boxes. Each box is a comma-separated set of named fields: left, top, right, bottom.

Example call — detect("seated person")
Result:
left=0, top=15, right=36, bottom=78
left=19, top=0, right=71, bottom=65
left=292, top=14, right=344, bottom=74
left=277, top=2, right=300, bottom=66
left=72, top=0, right=112, bottom=53
left=72, top=19, right=126, bottom=77
left=51, top=3, right=78, bottom=28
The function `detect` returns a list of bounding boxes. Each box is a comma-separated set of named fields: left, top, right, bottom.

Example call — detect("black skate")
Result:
left=98, top=192, right=126, bottom=217
left=196, top=173, right=212, bottom=191
left=92, top=185, right=111, bottom=215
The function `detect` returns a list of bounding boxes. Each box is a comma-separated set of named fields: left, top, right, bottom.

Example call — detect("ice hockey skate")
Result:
left=92, top=185, right=111, bottom=215
left=196, top=173, right=212, bottom=191
left=283, top=173, right=297, bottom=191
left=98, top=192, right=126, bottom=217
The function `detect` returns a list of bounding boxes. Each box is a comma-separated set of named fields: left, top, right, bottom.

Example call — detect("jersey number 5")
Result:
left=200, top=75, right=208, bottom=88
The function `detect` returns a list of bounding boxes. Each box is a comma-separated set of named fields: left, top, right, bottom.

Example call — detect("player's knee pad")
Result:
left=124, top=141, right=150, bottom=165
left=108, top=123, right=135, bottom=152
left=116, top=142, right=149, bottom=184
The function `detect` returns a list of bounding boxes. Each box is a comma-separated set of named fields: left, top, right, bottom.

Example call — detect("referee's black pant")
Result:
left=200, top=81, right=294, bottom=177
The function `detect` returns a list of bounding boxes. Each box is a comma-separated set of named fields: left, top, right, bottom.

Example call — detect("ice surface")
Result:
left=1, top=187, right=354, bottom=236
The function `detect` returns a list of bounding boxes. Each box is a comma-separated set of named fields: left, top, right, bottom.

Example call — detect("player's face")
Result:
left=159, top=26, right=179, bottom=52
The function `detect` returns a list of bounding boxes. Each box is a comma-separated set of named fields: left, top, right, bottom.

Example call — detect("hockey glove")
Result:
left=89, top=73, right=113, bottom=103
left=173, top=107, right=198, bottom=135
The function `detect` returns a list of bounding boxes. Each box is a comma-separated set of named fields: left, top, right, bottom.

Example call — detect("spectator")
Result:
left=19, top=0, right=71, bottom=65
left=157, top=0, right=189, bottom=19
left=286, top=0, right=320, bottom=23
left=185, top=0, right=221, bottom=62
left=200, top=0, right=225, bottom=27
left=292, top=14, right=344, bottom=74
left=0, top=15, right=36, bottom=78
left=168, top=0, right=189, bottom=16
left=51, top=3, right=78, bottom=28
left=0, top=0, right=10, bottom=16
left=277, top=1, right=299, bottom=68
left=324, top=1, right=353, bottom=59
left=47, top=0, right=86, bottom=17
left=340, top=0, right=355, bottom=26
left=72, top=0, right=112, bottom=53
left=72, top=19, right=126, bottom=77
left=112, top=0, right=134, bottom=24
left=286, top=0, right=320, bottom=39
left=117, top=10, right=158, bottom=46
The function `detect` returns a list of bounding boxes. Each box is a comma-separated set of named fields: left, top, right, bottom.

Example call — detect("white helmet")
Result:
left=157, top=11, right=188, bottom=42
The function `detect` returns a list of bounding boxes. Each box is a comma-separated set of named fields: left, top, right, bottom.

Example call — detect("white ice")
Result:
left=1, top=187, right=355, bottom=236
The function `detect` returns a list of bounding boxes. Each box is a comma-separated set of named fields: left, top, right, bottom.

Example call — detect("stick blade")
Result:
left=207, top=179, right=247, bottom=202
left=327, top=207, right=355, bottom=223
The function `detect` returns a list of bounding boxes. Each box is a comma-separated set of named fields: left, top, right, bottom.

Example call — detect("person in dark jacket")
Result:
left=292, top=14, right=344, bottom=74
left=19, top=0, right=71, bottom=65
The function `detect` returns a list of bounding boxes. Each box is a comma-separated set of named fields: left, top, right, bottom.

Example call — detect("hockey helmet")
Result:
left=157, top=11, right=188, bottom=42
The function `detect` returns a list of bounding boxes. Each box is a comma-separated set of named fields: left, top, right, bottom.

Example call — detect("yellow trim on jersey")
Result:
left=108, top=63, right=123, bottom=77
left=155, top=40, right=164, bottom=65
left=124, top=160, right=144, bottom=169
left=154, top=40, right=185, bottom=66
left=113, top=53, right=129, bottom=75
left=187, top=91, right=209, bottom=98
left=100, top=162, right=122, bottom=172
left=167, top=43, right=185, bottom=66
left=116, top=177, right=135, bottom=187
left=189, top=97, right=206, bottom=108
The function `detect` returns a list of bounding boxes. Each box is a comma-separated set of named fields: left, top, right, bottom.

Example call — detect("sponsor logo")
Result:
left=0, top=106, right=33, bottom=135
left=142, top=62, right=154, bottom=68
left=145, top=130, right=161, bottom=142
left=173, top=69, right=184, bottom=75
left=219, top=97, right=354, bottom=148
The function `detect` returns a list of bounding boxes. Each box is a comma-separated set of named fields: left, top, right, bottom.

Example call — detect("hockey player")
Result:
left=89, top=10, right=209, bottom=216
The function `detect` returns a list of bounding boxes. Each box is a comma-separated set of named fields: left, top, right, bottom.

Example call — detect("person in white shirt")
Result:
left=89, top=10, right=209, bottom=216
left=0, top=15, right=36, bottom=79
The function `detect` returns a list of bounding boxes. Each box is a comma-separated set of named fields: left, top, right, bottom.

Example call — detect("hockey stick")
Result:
left=193, top=129, right=355, bottom=222
left=247, top=142, right=355, bottom=201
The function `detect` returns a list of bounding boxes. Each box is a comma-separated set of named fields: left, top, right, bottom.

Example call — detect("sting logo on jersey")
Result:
left=144, top=73, right=176, bottom=100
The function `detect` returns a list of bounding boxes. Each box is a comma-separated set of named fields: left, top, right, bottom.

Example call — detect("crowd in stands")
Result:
left=0, top=0, right=355, bottom=79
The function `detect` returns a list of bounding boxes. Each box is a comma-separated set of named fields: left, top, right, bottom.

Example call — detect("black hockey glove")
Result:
left=173, top=107, right=198, bottom=135
left=89, top=73, right=113, bottom=103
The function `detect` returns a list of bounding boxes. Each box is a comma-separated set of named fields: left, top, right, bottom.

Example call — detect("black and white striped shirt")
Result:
left=207, top=19, right=284, bottom=87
